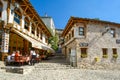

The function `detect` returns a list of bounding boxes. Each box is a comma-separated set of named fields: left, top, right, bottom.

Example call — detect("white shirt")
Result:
left=11, top=53, right=15, bottom=56
left=7, top=55, right=11, bottom=60
left=31, top=51, right=36, bottom=55
left=32, top=51, right=36, bottom=55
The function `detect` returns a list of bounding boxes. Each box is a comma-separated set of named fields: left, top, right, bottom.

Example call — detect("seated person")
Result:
left=36, top=53, right=39, bottom=58
left=15, top=50, right=21, bottom=61
left=7, top=55, right=12, bottom=62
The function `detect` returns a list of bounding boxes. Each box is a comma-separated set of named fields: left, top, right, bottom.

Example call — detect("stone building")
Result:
left=41, top=15, right=56, bottom=36
left=0, top=0, right=54, bottom=60
left=61, top=17, right=120, bottom=67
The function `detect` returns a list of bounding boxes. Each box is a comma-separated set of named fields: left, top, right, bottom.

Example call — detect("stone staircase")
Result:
left=34, top=63, right=75, bottom=70
left=34, top=54, right=75, bottom=70
left=1, top=66, right=34, bottom=74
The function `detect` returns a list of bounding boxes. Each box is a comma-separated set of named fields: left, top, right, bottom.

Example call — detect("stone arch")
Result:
left=31, top=23, right=35, bottom=34
left=14, top=8, right=22, bottom=17
left=24, top=17, right=30, bottom=30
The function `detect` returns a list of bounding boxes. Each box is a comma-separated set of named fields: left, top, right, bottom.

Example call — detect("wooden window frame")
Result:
left=24, top=17, right=29, bottom=31
left=102, top=48, right=108, bottom=58
left=69, top=33, right=71, bottom=40
left=40, top=32, right=42, bottom=40
left=79, top=27, right=85, bottom=36
left=110, top=28, right=116, bottom=38
left=14, top=12, right=21, bottom=24
left=112, top=48, right=118, bottom=58
left=31, top=24, right=35, bottom=34
left=37, top=28, right=39, bottom=37
left=81, top=48, right=87, bottom=58
left=67, top=36, right=69, bottom=42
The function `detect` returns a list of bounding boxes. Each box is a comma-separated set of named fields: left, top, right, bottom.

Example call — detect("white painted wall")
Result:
left=8, top=4, right=14, bottom=23
left=41, top=17, right=55, bottom=36
left=42, top=33, right=46, bottom=44
left=1, top=0, right=7, bottom=24
left=1, top=0, right=50, bottom=49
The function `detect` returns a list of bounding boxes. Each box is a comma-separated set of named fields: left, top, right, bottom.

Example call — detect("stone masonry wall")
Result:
left=75, top=22, right=120, bottom=65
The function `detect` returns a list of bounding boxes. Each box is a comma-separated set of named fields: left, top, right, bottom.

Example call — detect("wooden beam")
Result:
left=20, top=5, right=26, bottom=7
left=24, top=6, right=29, bottom=13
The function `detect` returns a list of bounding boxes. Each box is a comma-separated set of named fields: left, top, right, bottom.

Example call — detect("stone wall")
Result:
left=76, top=22, right=120, bottom=64
left=62, top=39, right=77, bottom=63
left=62, top=22, right=120, bottom=67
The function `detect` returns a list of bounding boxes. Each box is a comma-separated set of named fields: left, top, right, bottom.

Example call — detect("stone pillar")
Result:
left=29, top=22, right=32, bottom=34
left=35, top=26, right=37, bottom=38
left=70, top=48, right=77, bottom=67
left=1, top=29, right=10, bottom=61
left=76, top=44, right=80, bottom=67
left=21, top=15, right=25, bottom=31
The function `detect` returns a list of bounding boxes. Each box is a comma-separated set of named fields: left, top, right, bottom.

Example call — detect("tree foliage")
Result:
left=49, top=35, right=59, bottom=51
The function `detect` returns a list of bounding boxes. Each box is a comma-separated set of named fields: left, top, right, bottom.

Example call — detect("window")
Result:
left=79, top=27, right=85, bottom=36
left=0, top=1, right=2, bottom=17
left=69, top=33, right=71, bottom=40
left=102, top=48, right=108, bottom=58
left=69, top=48, right=71, bottom=54
left=37, top=28, right=39, bottom=37
left=72, top=30, right=74, bottom=37
left=40, top=32, right=42, bottom=40
left=81, top=48, right=87, bottom=58
left=112, top=48, right=118, bottom=58
left=31, top=24, right=35, bottom=34
left=24, top=17, right=29, bottom=30
left=110, top=28, right=115, bottom=37
left=67, top=36, right=69, bottom=42
left=45, top=37, right=48, bottom=43
left=14, top=12, right=21, bottom=24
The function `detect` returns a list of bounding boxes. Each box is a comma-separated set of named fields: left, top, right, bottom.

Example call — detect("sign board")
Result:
left=116, top=39, right=120, bottom=44
left=80, top=43, right=88, bottom=47
left=1, top=32, right=9, bottom=53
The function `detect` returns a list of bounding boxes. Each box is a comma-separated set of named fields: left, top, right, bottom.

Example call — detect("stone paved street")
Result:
left=0, top=55, right=120, bottom=80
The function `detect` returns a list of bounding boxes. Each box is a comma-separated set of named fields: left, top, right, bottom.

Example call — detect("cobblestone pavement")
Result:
left=0, top=55, right=120, bottom=80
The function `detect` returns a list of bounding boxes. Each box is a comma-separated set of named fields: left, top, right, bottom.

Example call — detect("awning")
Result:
left=12, top=29, right=42, bottom=49
left=12, top=29, right=54, bottom=52
left=41, top=44, right=55, bottom=53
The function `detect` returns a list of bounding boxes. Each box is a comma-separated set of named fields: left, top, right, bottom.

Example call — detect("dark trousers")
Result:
left=30, top=55, right=36, bottom=65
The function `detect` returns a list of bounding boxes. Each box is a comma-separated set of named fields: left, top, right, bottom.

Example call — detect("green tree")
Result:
left=49, top=35, right=59, bottom=51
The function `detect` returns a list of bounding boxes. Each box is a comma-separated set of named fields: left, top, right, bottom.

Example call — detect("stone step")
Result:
left=1, top=66, right=34, bottom=74
left=35, top=64, right=71, bottom=68
left=35, top=65, right=71, bottom=68
left=34, top=63, right=76, bottom=70
left=35, top=67, right=76, bottom=70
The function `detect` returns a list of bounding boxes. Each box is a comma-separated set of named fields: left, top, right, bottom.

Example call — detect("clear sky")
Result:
left=30, top=0, right=120, bottom=29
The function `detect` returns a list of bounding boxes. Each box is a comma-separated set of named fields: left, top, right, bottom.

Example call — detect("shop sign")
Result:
left=1, top=33, right=9, bottom=53
left=80, top=43, right=88, bottom=47
left=71, top=49, right=76, bottom=56
left=116, top=39, right=120, bottom=44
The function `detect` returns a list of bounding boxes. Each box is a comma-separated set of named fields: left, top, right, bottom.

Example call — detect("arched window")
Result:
left=37, top=28, right=39, bottom=37
left=24, top=17, right=29, bottom=30
left=0, top=1, right=3, bottom=17
left=40, top=31, right=42, bottom=40
left=31, top=24, right=35, bottom=34
left=14, top=9, right=22, bottom=24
